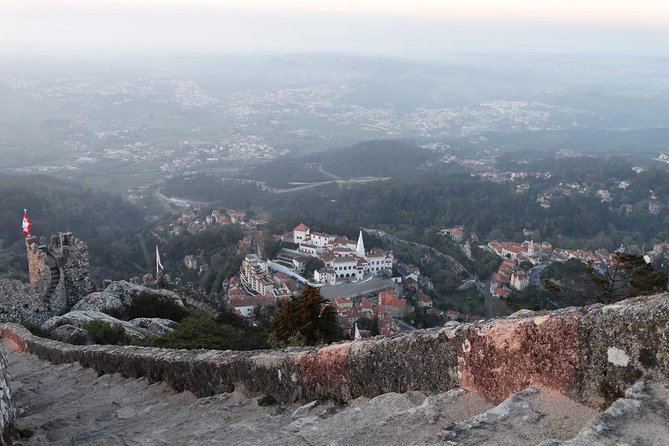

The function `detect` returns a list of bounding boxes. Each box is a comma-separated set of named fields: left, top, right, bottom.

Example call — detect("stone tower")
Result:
left=25, top=232, right=95, bottom=308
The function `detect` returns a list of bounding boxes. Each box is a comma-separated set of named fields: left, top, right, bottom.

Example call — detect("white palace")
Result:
left=293, top=223, right=395, bottom=285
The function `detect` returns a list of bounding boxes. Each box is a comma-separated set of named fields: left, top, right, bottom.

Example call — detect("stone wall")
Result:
left=0, top=278, right=50, bottom=326
left=1, top=294, right=668, bottom=409
left=59, top=233, right=95, bottom=307
left=0, top=343, right=15, bottom=446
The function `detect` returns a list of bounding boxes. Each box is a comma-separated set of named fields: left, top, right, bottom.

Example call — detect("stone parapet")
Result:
left=2, top=294, right=668, bottom=409
left=0, top=343, right=15, bottom=446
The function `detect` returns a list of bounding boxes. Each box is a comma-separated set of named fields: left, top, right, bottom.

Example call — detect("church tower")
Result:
left=356, top=230, right=366, bottom=257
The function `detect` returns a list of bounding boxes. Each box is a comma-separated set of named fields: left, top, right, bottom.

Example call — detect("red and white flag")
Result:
left=22, top=209, right=32, bottom=237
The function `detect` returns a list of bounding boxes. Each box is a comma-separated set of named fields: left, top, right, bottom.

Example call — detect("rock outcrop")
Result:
left=540, top=380, right=669, bottom=445
left=128, top=318, right=175, bottom=335
left=72, top=280, right=185, bottom=316
left=42, top=310, right=151, bottom=341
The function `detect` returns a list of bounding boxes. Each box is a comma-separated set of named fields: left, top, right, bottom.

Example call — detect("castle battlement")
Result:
left=25, top=232, right=94, bottom=306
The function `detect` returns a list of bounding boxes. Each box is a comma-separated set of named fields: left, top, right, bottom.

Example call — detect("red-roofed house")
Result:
left=492, top=287, right=512, bottom=299
left=293, top=223, right=310, bottom=244
left=333, top=296, right=353, bottom=309
left=510, top=270, right=529, bottom=290
left=379, top=290, right=407, bottom=318
left=417, top=293, right=433, bottom=308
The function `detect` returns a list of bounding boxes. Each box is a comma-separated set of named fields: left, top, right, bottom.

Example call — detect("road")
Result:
left=529, top=264, right=547, bottom=285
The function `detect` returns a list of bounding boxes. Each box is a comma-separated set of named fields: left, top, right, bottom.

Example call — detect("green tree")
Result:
left=269, top=285, right=343, bottom=347
left=584, top=253, right=668, bottom=303
left=545, top=253, right=668, bottom=305
left=303, top=256, right=325, bottom=278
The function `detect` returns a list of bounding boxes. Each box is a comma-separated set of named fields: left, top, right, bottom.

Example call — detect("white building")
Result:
left=240, top=254, right=275, bottom=296
left=298, top=244, right=319, bottom=256
left=310, top=231, right=334, bottom=248
left=510, top=270, right=529, bottom=290
left=292, top=224, right=395, bottom=284
left=330, top=257, right=362, bottom=280
left=293, top=223, right=310, bottom=244
left=314, top=268, right=337, bottom=285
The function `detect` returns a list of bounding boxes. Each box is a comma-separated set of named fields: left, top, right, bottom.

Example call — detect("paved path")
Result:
left=6, top=343, right=666, bottom=446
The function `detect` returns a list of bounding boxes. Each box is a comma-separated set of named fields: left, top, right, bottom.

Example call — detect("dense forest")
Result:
left=165, top=168, right=669, bottom=251
left=5, top=138, right=669, bottom=295
left=0, top=175, right=146, bottom=280
left=233, top=139, right=441, bottom=187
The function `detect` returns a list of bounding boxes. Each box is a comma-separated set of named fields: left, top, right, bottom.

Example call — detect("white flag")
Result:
left=156, top=245, right=164, bottom=271
left=354, top=323, right=362, bottom=341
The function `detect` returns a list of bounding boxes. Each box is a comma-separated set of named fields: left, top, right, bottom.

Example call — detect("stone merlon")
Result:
left=1, top=293, right=668, bottom=409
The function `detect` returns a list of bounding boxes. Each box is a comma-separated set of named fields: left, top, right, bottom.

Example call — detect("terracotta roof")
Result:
left=334, top=297, right=353, bottom=306
left=294, top=223, right=310, bottom=232
left=379, top=291, right=406, bottom=309
left=229, top=294, right=275, bottom=307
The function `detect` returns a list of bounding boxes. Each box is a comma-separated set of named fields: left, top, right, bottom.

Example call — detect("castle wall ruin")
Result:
left=0, top=233, right=94, bottom=325
left=1, top=293, right=667, bottom=410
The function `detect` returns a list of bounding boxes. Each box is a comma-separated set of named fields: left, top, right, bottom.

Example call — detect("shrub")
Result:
left=127, top=291, right=189, bottom=322
left=23, top=322, right=54, bottom=339
left=101, top=307, right=124, bottom=320
left=68, top=331, right=88, bottom=345
left=86, top=320, right=129, bottom=345
left=257, top=394, right=276, bottom=406
left=148, top=312, right=266, bottom=351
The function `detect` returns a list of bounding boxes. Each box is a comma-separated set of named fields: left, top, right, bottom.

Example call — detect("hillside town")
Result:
left=153, top=201, right=669, bottom=334
left=225, top=223, right=441, bottom=338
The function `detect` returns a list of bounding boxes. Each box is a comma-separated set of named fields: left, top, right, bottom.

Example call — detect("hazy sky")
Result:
left=2, top=0, right=668, bottom=58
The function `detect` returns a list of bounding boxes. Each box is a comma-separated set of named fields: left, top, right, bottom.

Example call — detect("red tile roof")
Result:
left=379, top=291, right=406, bottom=309
left=294, top=223, right=310, bottom=232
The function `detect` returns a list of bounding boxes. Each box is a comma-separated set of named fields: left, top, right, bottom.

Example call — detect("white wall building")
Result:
left=292, top=225, right=395, bottom=284
left=293, top=223, right=310, bottom=244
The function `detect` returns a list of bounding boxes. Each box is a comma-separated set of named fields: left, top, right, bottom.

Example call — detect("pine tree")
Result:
left=545, top=252, right=668, bottom=305
left=270, top=285, right=343, bottom=346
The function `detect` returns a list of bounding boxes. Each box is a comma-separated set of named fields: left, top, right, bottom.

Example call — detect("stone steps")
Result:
left=45, top=266, right=60, bottom=296
left=439, top=387, right=598, bottom=445
left=6, top=348, right=667, bottom=445
left=540, top=380, right=669, bottom=446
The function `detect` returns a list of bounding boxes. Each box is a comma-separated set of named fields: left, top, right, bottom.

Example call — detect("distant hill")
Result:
left=483, top=128, right=669, bottom=154
left=240, top=139, right=439, bottom=186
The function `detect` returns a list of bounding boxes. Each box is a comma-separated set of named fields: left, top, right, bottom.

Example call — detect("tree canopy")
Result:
left=269, top=285, right=343, bottom=347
